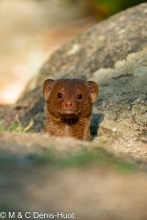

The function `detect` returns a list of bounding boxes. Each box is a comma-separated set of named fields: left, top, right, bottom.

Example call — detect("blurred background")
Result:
left=0, top=0, right=145, bottom=104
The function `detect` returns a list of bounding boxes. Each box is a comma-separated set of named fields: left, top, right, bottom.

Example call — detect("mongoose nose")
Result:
left=65, top=101, right=73, bottom=107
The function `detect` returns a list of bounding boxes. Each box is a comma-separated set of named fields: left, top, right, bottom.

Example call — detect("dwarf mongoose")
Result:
left=43, top=78, right=98, bottom=141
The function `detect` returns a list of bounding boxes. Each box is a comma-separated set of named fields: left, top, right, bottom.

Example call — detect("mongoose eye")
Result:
left=77, top=94, right=82, bottom=99
left=57, top=93, right=63, bottom=98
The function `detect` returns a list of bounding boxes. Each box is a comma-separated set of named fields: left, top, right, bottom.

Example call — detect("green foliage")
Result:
left=89, top=0, right=145, bottom=16
left=0, top=119, right=31, bottom=133
left=10, top=122, right=31, bottom=133
left=11, top=122, right=23, bottom=132
left=36, top=148, right=138, bottom=174
left=0, top=119, right=4, bottom=133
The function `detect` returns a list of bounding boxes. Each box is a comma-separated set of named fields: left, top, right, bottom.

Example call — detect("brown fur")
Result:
left=43, top=79, right=98, bottom=141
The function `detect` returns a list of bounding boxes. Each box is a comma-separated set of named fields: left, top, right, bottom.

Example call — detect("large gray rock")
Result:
left=2, top=3, right=147, bottom=158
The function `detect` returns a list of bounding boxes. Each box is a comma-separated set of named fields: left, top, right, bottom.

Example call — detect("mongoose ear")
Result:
left=43, top=79, right=55, bottom=100
left=87, top=81, right=98, bottom=103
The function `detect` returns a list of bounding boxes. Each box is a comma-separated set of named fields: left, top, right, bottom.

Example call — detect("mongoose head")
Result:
left=43, top=79, right=98, bottom=120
